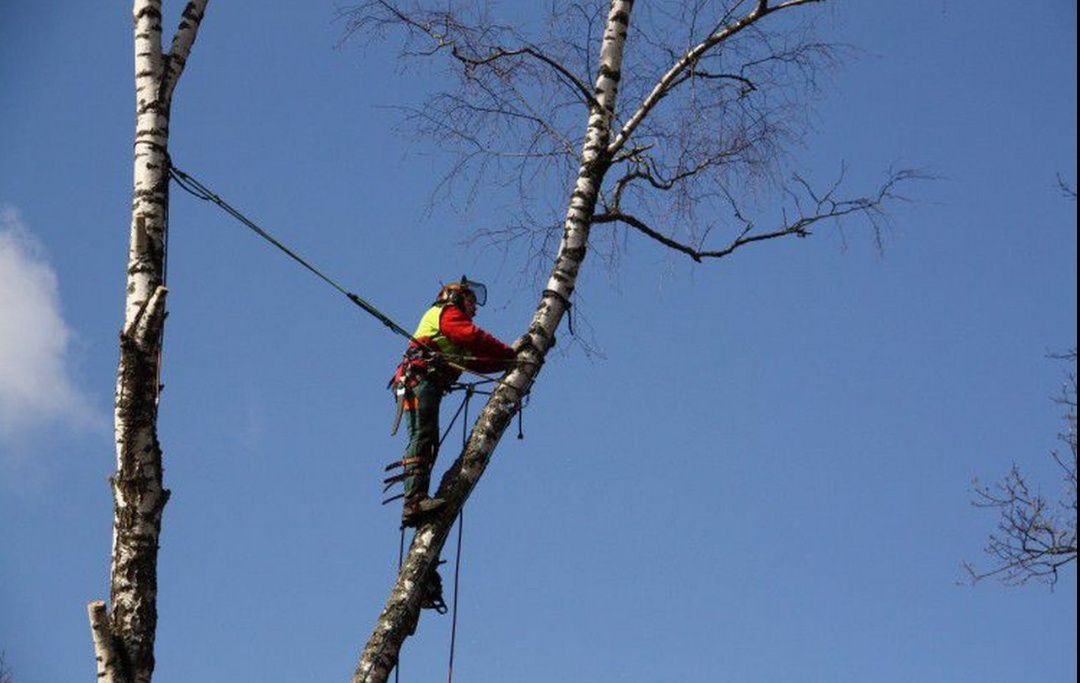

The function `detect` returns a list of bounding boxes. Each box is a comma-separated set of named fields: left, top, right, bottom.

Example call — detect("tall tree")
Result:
left=344, top=2, right=916, bottom=681
left=87, top=2, right=210, bottom=682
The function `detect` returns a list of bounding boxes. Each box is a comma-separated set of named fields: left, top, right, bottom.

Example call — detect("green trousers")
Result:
left=402, top=378, right=442, bottom=501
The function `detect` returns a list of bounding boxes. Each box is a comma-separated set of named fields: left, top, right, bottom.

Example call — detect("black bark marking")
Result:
left=562, top=246, right=587, bottom=262
left=528, top=322, right=556, bottom=344
left=598, top=65, right=622, bottom=83
left=132, top=190, right=166, bottom=204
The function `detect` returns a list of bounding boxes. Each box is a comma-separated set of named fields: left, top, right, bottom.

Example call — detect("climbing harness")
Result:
left=387, top=345, right=454, bottom=438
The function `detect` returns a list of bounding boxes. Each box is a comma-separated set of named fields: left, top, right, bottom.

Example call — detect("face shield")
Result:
left=460, top=276, right=487, bottom=306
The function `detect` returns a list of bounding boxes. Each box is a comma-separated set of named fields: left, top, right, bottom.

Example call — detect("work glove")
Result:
left=512, top=332, right=555, bottom=355
left=511, top=334, right=532, bottom=354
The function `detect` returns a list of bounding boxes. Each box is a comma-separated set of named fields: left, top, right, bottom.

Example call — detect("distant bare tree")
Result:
left=966, top=351, right=1078, bottom=586
left=1057, top=173, right=1076, bottom=201
left=0, top=651, right=13, bottom=683
left=341, top=2, right=920, bottom=681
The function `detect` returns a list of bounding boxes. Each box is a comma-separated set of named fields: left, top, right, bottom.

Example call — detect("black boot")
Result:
left=402, top=495, right=446, bottom=527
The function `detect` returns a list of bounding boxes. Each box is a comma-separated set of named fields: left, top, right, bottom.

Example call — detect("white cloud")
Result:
left=0, top=206, right=102, bottom=442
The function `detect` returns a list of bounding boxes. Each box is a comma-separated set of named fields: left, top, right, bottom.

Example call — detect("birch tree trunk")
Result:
left=350, top=3, right=634, bottom=681
left=88, top=3, right=209, bottom=682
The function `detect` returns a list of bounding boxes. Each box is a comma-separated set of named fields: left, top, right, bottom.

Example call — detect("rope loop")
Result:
left=541, top=289, right=575, bottom=336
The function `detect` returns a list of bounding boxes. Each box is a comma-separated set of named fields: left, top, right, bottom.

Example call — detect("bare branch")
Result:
left=966, top=351, right=1078, bottom=586
left=610, top=0, right=824, bottom=157
left=606, top=143, right=755, bottom=213
left=670, top=68, right=759, bottom=95
left=0, top=652, right=13, bottom=683
left=159, top=0, right=209, bottom=107
left=593, top=211, right=709, bottom=261
left=1056, top=173, right=1077, bottom=201
left=341, top=1, right=593, bottom=226
left=343, top=1, right=598, bottom=108
left=595, top=168, right=925, bottom=262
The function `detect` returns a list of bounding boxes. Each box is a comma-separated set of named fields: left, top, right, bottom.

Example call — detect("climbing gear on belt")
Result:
left=390, top=385, right=408, bottom=437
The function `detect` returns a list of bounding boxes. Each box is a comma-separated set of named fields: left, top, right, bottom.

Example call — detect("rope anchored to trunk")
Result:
left=169, top=163, right=414, bottom=340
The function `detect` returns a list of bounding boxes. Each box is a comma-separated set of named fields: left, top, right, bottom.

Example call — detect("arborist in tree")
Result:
left=388, top=276, right=516, bottom=528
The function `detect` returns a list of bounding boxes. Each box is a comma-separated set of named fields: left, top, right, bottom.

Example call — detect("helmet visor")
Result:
left=461, top=277, right=487, bottom=306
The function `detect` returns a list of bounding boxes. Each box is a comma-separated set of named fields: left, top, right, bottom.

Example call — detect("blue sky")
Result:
left=1, top=2, right=1076, bottom=682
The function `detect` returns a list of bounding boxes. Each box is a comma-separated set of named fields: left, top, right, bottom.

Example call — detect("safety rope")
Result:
left=447, top=507, right=464, bottom=683
left=445, top=384, right=472, bottom=683
left=169, top=163, right=414, bottom=340
left=170, top=162, right=529, bottom=391
left=395, top=525, right=405, bottom=683
left=154, top=162, right=171, bottom=405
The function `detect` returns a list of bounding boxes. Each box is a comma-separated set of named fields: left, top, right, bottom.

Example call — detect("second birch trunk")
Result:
left=89, top=2, right=209, bottom=682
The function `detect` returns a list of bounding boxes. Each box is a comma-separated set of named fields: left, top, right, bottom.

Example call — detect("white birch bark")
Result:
left=89, top=3, right=209, bottom=682
left=89, top=601, right=124, bottom=682
left=350, top=3, right=635, bottom=682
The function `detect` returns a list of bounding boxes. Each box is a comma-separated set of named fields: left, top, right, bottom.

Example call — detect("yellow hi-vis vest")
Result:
left=413, top=305, right=467, bottom=365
